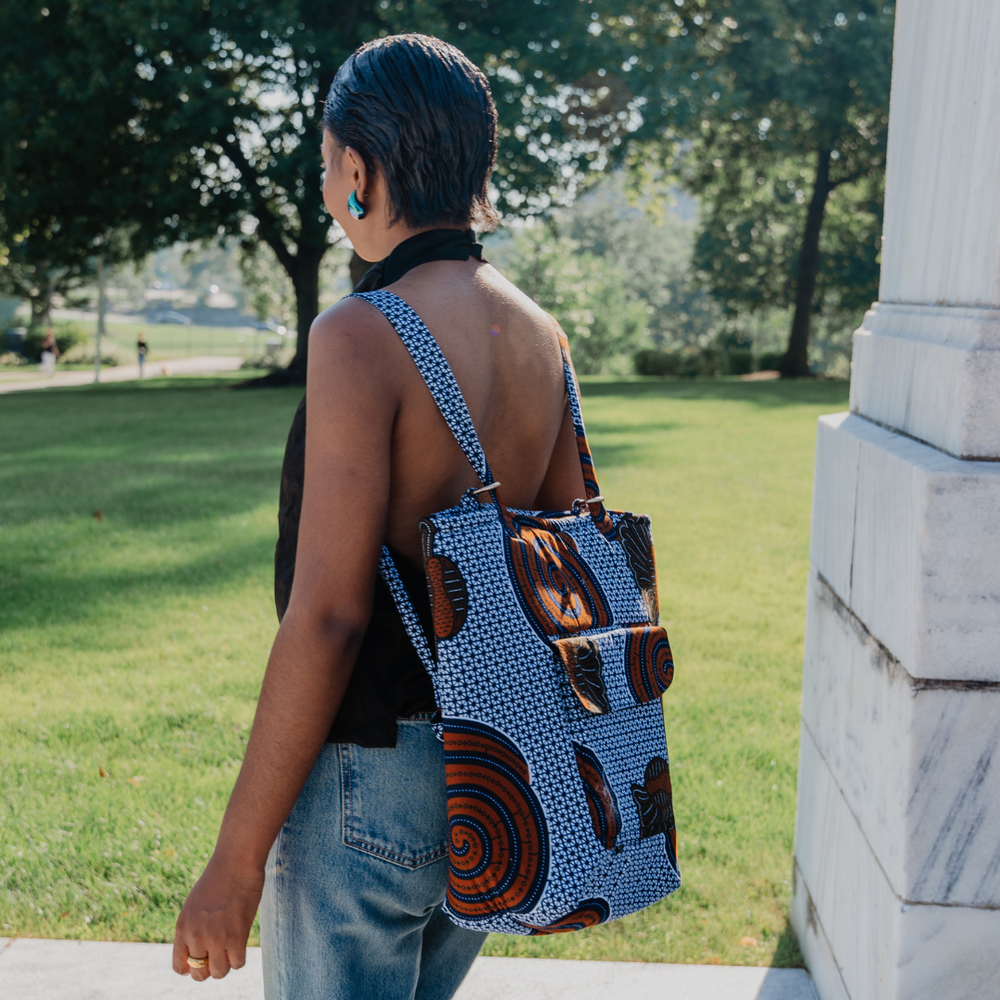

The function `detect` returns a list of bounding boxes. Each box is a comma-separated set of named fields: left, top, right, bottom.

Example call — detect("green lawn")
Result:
left=0, top=375, right=849, bottom=965
left=100, top=319, right=283, bottom=359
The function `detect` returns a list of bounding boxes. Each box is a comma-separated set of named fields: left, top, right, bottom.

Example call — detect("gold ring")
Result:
left=187, top=956, right=208, bottom=969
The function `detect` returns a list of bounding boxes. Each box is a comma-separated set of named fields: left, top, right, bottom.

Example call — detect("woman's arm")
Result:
left=533, top=402, right=586, bottom=511
left=173, top=301, right=401, bottom=981
left=534, top=322, right=587, bottom=511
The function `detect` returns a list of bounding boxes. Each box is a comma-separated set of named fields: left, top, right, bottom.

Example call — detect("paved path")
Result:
left=0, top=356, right=244, bottom=394
left=0, top=939, right=817, bottom=1000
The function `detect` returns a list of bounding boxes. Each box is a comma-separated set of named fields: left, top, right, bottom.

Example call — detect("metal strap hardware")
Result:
left=572, top=495, right=605, bottom=513
left=472, top=481, right=501, bottom=496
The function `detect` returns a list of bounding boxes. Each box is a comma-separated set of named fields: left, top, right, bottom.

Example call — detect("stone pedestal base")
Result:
left=793, top=414, right=1000, bottom=998
left=792, top=732, right=1000, bottom=1000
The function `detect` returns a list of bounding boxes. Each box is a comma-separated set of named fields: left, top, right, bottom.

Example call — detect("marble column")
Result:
left=790, top=3, right=1000, bottom=999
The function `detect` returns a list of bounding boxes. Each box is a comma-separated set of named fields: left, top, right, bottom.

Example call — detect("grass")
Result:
left=0, top=375, right=849, bottom=965
left=97, top=318, right=279, bottom=359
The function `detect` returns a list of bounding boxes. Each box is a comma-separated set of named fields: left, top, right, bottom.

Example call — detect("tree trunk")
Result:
left=781, top=148, right=833, bottom=377
left=284, top=246, right=326, bottom=377
left=29, top=295, right=47, bottom=328
left=43, top=270, right=56, bottom=325
left=234, top=241, right=326, bottom=389
left=28, top=262, right=51, bottom=327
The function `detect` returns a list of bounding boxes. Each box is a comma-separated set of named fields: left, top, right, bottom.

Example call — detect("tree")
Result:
left=0, top=3, right=185, bottom=324
left=501, top=221, right=649, bottom=374
left=38, top=0, right=663, bottom=378
left=564, top=177, right=722, bottom=351
left=620, top=0, right=893, bottom=376
left=0, top=243, right=93, bottom=327
left=494, top=175, right=720, bottom=372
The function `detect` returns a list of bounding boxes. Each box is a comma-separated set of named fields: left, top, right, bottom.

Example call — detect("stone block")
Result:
left=802, top=570, right=1000, bottom=906
left=788, top=863, right=850, bottom=1000
left=793, top=728, right=1000, bottom=1000
left=809, top=413, right=1000, bottom=681
left=850, top=303, right=1000, bottom=460
left=878, top=2, right=1000, bottom=310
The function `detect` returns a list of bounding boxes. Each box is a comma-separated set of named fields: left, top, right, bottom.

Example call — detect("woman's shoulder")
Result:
left=306, top=293, right=416, bottom=396
left=310, top=293, right=401, bottom=355
left=482, top=264, right=559, bottom=325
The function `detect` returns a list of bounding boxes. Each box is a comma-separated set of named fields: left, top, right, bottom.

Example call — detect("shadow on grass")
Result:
left=770, top=914, right=806, bottom=969
left=0, top=382, right=301, bottom=528
left=0, top=535, right=276, bottom=645
left=0, top=381, right=298, bottom=642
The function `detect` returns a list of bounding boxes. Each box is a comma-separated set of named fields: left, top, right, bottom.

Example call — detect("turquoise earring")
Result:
left=348, top=190, right=366, bottom=220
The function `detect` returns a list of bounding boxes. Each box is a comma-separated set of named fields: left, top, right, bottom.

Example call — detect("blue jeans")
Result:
left=260, top=717, right=487, bottom=1000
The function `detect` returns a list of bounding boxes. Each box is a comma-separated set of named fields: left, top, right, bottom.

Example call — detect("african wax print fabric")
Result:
left=354, top=289, right=681, bottom=935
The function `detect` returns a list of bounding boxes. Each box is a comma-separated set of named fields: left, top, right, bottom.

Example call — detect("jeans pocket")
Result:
left=340, top=719, right=449, bottom=869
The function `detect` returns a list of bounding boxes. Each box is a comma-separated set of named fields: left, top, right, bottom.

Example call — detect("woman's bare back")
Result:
left=321, top=256, right=586, bottom=566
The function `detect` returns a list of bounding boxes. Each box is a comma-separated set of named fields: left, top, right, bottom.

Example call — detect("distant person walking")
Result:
left=39, top=327, right=58, bottom=376
left=137, top=333, right=149, bottom=378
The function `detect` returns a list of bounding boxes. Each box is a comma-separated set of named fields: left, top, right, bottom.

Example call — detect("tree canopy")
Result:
left=0, top=3, right=177, bottom=321
left=1, top=1, right=894, bottom=377
left=650, top=0, right=894, bottom=374
left=2, top=0, right=673, bottom=370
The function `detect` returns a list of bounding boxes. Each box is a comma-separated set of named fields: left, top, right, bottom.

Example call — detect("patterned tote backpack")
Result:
left=356, top=289, right=680, bottom=935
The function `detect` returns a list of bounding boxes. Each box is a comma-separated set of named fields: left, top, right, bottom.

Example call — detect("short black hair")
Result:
left=323, top=34, right=499, bottom=231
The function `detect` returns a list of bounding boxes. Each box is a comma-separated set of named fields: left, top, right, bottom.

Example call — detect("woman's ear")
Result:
left=343, top=146, right=368, bottom=202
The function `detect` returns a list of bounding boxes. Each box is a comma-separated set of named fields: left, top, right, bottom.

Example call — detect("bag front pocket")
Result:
left=340, top=719, right=449, bottom=869
left=553, top=624, right=674, bottom=719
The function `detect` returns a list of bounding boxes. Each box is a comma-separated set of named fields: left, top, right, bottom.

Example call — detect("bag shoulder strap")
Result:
left=352, top=289, right=493, bottom=487
left=352, top=290, right=608, bottom=673
left=354, top=288, right=493, bottom=674
left=378, top=548, right=435, bottom=671
left=556, top=329, right=604, bottom=503
left=354, top=289, right=605, bottom=502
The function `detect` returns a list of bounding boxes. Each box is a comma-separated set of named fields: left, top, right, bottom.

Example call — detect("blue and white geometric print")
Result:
left=353, top=289, right=681, bottom=935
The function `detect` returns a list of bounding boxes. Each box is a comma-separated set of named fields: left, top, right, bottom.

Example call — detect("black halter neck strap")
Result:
left=354, top=228, right=485, bottom=292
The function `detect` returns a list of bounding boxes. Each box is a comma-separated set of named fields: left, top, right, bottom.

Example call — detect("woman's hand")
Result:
left=172, top=854, right=265, bottom=982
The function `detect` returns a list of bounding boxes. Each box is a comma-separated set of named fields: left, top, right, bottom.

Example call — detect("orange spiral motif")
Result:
left=425, top=554, right=468, bottom=641
left=517, top=897, right=611, bottom=935
left=444, top=720, right=549, bottom=921
left=573, top=742, right=621, bottom=849
left=625, top=626, right=674, bottom=704
left=506, top=518, right=611, bottom=637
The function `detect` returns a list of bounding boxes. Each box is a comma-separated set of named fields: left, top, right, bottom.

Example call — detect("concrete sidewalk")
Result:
left=0, top=939, right=817, bottom=1000
left=0, top=356, right=244, bottom=394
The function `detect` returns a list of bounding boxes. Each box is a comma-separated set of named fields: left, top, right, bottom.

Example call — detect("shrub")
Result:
left=240, top=355, right=283, bottom=371
left=0, top=351, right=29, bottom=367
left=726, top=348, right=754, bottom=376
left=637, top=345, right=756, bottom=378
left=634, top=349, right=682, bottom=377
left=60, top=341, right=128, bottom=367
left=757, top=350, right=785, bottom=371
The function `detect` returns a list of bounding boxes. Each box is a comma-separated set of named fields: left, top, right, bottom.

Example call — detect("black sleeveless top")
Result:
left=274, top=229, right=485, bottom=747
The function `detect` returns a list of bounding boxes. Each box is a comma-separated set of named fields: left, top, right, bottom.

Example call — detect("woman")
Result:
left=39, top=326, right=59, bottom=375
left=173, top=34, right=586, bottom=999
